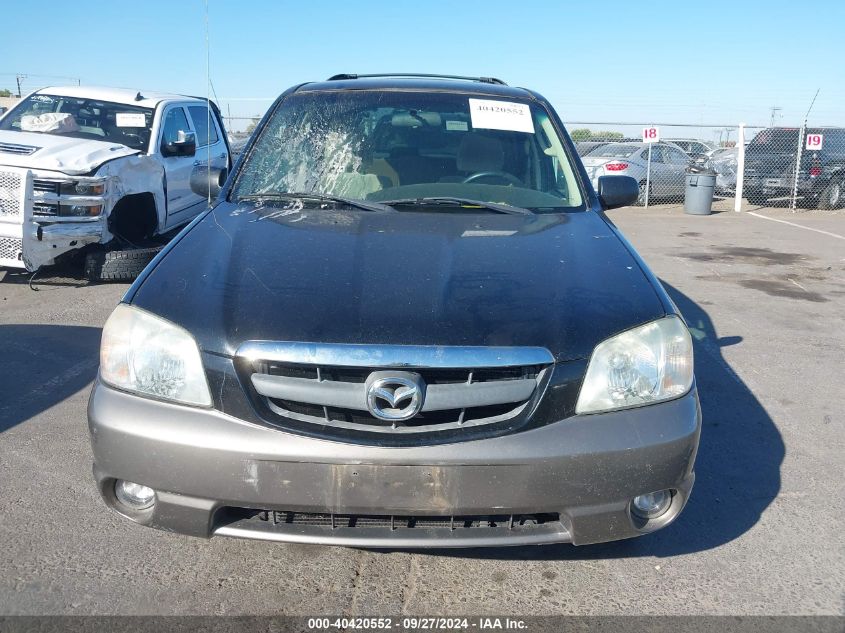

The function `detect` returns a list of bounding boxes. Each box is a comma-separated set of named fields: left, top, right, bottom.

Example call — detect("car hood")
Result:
left=0, top=130, right=140, bottom=175
left=130, top=201, right=666, bottom=361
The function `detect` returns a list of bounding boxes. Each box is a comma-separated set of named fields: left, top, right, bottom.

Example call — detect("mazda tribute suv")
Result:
left=88, top=74, right=700, bottom=547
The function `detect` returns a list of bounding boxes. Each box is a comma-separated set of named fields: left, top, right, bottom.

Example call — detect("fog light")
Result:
left=114, top=480, right=155, bottom=510
left=631, top=489, right=672, bottom=519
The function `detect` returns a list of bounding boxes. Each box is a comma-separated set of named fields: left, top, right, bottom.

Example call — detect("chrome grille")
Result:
left=32, top=202, right=58, bottom=216
left=0, top=142, right=39, bottom=156
left=0, top=170, right=23, bottom=218
left=237, top=342, right=554, bottom=438
left=32, top=179, right=60, bottom=194
left=0, top=237, right=23, bottom=263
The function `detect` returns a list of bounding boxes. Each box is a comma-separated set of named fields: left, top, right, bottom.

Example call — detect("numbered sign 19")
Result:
left=642, top=126, right=660, bottom=143
left=806, top=133, right=823, bottom=151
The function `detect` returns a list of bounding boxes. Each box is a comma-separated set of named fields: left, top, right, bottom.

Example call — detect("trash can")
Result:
left=684, top=168, right=717, bottom=215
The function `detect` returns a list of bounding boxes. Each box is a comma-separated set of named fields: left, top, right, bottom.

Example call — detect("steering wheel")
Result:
left=462, top=171, right=522, bottom=186
left=119, top=132, right=145, bottom=148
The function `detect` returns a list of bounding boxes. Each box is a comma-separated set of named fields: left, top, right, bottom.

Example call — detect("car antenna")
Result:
left=204, top=0, right=212, bottom=207
left=134, top=91, right=144, bottom=102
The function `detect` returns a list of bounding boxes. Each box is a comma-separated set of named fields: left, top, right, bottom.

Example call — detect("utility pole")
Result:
left=15, top=74, right=27, bottom=98
left=769, top=106, right=782, bottom=127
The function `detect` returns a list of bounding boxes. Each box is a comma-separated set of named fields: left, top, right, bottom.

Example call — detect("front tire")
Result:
left=816, top=179, right=843, bottom=210
left=635, top=181, right=651, bottom=206
left=745, top=188, right=768, bottom=205
left=84, top=247, right=162, bottom=282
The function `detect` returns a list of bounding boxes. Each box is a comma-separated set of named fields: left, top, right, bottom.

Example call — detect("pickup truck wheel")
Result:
left=817, top=180, right=843, bottom=210
left=84, top=247, right=162, bottom=282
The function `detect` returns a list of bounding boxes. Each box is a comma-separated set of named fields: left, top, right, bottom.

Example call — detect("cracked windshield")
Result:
left=233, top=91, right=584, bottom=212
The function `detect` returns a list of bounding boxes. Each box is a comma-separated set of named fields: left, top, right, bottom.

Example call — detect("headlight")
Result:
left=576, top=316, right=693, bottom=414
left=58, top=203, right=103, bottom=216
left=100, top=304, right=212, bottom=407
left=59, top=180, right=106, bottom=195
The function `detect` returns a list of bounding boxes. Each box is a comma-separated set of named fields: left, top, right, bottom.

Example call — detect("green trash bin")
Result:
left=684, top=169, right=717, bottom=215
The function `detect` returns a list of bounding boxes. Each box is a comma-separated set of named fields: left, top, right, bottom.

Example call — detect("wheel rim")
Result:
left=829, top=183, right=841, bottom=207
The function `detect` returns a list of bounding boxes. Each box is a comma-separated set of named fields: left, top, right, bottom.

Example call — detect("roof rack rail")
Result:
left=327, top=73, right=508, bottom=86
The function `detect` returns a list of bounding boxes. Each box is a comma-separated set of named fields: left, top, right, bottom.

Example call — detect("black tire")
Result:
left=745, top=189, right=768, bottom=205
left=635, top=181, right=651, bottom=206
left=84, top=247, right=162, bottom=282
left=816, top=180, right=843, bottom=210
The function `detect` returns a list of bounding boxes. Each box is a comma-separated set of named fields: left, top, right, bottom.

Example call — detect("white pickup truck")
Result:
left=0, top=86, right=230, bottom=279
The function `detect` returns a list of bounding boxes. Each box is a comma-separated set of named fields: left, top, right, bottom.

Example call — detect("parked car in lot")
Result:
left=581, top=141, right=693, bottom=203
left=574, top=140, right=609, bottom=156
left=89, top=73, right=699, bottom=548
left=666, top=138, right=715, bottom=157
left=228, top=134, right=249, bottom=159
left=709, top=147, right=738, bottom=194
left=744, top=127, right=845, bottom=209
left=0, top=86, right=231, bottom=278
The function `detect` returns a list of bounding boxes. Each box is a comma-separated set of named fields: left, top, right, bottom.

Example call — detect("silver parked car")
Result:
left=581, top=142, right=692, bottom=204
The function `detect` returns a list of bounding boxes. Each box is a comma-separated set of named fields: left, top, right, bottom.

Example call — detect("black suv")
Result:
left=87, top=74, right=700, bottom=548
left=744, top=127, right=845, bottom=209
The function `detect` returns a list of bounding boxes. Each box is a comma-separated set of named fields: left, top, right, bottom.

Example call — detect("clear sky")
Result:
left=2, top=0, right=843, bottom=136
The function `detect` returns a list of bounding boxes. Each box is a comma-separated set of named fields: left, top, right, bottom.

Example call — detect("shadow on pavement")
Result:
left=0, top=324, right=101, bottom=433
left=0, top=256, right=91, bottom=288
left=414, top=281, right=784, bottom=560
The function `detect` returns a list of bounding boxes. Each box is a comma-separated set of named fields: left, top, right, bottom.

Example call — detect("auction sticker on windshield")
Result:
left=468, top=99, right=534, bottom=133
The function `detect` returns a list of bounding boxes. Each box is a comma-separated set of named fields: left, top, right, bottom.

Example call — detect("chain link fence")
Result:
left=567, top=122, right=845, bottom=212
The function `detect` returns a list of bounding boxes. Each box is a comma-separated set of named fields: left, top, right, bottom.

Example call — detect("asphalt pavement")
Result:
left=0, top=205, right=843, bottom=616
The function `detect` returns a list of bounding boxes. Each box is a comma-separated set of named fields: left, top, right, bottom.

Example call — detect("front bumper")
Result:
left=88, top=381, right=701, bottom=547
left=0, top=165, right=108, bottom=270
left=744, top=175, right=823, bottom=197
left=0, top=219, right=103, bottom=270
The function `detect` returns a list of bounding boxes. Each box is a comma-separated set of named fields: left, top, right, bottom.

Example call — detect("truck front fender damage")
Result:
left=20, top=156, right=165, bottom=271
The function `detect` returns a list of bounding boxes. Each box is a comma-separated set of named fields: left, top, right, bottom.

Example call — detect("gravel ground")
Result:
left=0, top=205, right=843, bottom=616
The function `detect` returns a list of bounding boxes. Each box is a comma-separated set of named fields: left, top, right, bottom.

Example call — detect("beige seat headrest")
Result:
left=457, top=133, right=505, bottom=173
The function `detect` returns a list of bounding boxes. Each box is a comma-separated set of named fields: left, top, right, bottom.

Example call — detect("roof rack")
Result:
left=327, top=73, right=508, bottom=86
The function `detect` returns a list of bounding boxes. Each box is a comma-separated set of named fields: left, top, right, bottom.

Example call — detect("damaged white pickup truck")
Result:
left=0, top=86, right=230, bottom=279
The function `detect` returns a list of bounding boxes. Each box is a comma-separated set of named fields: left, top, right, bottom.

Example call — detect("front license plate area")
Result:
left=251, top=461, right=534, bottom=514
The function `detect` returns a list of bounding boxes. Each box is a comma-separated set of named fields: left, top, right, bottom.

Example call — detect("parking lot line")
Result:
left=747, top=211, right=845, bottom=241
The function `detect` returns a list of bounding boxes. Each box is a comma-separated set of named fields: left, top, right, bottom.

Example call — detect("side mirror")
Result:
left=597, top=175, right=639, bottom=209
left=190, top=165, right=227, bottom=199
left=162, top=130, right=196, bottom=157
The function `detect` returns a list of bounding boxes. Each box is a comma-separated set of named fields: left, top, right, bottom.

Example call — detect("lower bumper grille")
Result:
left=214, top=507, right=569, bottom=546
left=214, top=507, right=567, bottom=545
left=240, top=509, right=559, bottom=530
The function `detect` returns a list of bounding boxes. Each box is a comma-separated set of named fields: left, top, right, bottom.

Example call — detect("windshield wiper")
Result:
left=380, top=197, right=533, bottom=215
left=238, top=192, right=394, bottom=213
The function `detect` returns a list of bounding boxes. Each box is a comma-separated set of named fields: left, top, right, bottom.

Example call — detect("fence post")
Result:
left=791, top=125, right=806, bottom=211
left=734, top=123, right=745, bottom=212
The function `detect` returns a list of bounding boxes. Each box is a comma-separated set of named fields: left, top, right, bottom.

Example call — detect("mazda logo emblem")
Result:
left=365, top=371, right=426, bottom=421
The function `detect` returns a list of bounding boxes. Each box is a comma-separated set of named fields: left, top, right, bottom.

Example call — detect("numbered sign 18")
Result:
left=642, top=126, right=660, bottom=143
left=806, top=133, right=823, bottom=151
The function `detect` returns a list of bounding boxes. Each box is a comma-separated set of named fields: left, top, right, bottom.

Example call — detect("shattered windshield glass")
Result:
left=0, top=93, right=154, bottom=151
left=232, top=91, right=585, bottom=212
